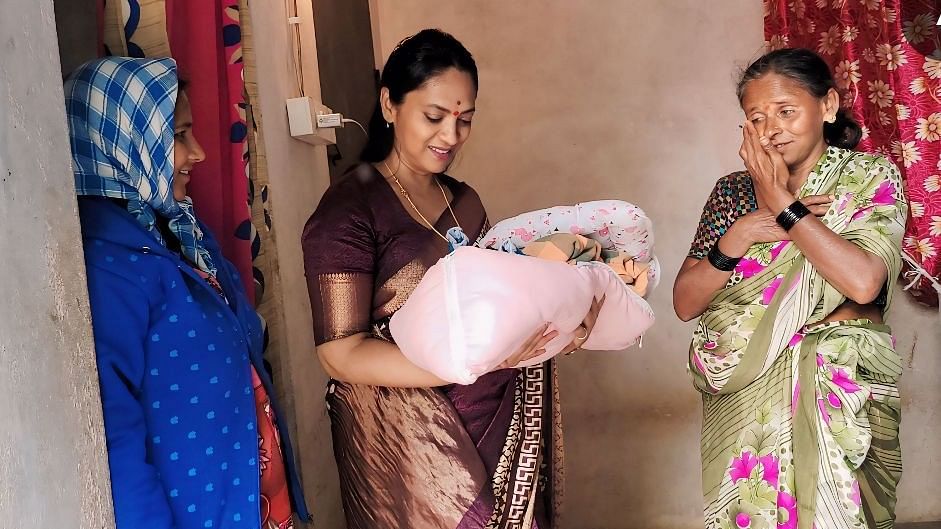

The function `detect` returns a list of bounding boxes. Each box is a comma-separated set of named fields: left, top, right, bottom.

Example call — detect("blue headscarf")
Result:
left=65, top=57, right=216, bottom=275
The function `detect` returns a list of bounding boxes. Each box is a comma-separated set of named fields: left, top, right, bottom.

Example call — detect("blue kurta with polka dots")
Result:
left=79, top=197, right=309, bottom=529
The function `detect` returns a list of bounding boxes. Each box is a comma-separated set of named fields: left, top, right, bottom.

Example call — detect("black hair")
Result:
left=360, top=28, right=478, bottom=162
left=737, top=48, right=862, bottom=149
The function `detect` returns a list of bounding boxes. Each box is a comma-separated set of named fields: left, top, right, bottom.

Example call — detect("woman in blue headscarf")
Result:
left=65, top=56, right=309, bottom=529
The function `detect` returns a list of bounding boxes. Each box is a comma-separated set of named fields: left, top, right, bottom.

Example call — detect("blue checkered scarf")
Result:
left=65, top=57, right=216, bottom=275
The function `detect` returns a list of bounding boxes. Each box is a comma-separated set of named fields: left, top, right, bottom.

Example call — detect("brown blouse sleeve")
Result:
left=688, top=172, right=757, bottom=260
left=302, top=180, right=376, bottom=345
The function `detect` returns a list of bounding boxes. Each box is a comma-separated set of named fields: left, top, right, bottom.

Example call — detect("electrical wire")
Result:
left=342, top=118, right=368, bottom=138
left=286, top=0, right=305, bottom=96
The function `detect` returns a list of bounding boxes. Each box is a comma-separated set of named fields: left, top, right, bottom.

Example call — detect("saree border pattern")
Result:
left=487, top=363, right=548, bottom=529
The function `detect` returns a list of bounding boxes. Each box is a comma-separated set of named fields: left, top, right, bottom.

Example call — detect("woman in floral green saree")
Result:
left=674, top=49, right=908, bottom=529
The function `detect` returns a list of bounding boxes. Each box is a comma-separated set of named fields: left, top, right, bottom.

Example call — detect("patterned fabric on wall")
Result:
left=238, top=0, right=278, bottom=316
left=237, top=0, right=296, bottom=435
left=102, top=0, right=257, bottom=301
left=102, top=0, right=171, bottom=57
left=765, top=0, right=941, bottom=306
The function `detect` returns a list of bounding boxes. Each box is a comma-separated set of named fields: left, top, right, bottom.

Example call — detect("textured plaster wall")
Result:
left=0, top=0, right=114, bottom=526
left=248, top=0, right=344, bottom=526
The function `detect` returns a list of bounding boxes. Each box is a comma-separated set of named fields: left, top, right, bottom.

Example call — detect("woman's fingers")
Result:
left=584, top=295, right=606, bottom=330
left=745, top=123, right=773, bottom=170
left=744, top=124, right=770, bottom=181
left=500, top=324, right=555, bottom=369
left=534, top=329, right=559, bottom=350
left=739, top=129, right=750, bottom=163
left=559, top=295, right=609, bottom=358
left=501, top=349, right=547, bottom=369
left=801, top=194, right=834, bottom=216
left=523, top=323, right=550, bottom=347
left=520, top=347, right=548, bottom=363
left=764, top=137, right=791, bottom=186
left=802, top=194, right=834, bottom=205
left=504, top=341, right=552, bottom=369
left=740, top=123, right=755, bottom=167
left=809, top=205, right=829, bottom=216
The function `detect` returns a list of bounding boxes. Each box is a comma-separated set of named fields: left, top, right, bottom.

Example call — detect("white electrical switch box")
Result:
left=286, top=97, right=336, bottom=146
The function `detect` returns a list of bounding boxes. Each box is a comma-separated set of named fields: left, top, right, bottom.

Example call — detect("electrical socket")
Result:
left=316, top=112, right=344, bottom=128
left=286, top=96, right=336, bottom=145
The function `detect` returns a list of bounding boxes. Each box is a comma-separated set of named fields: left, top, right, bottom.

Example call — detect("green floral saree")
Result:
left=688, top=147, right=908, bottom=529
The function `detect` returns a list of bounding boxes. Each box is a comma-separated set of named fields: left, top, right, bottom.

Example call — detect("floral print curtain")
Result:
left=765, top=0, right=941, bottom=306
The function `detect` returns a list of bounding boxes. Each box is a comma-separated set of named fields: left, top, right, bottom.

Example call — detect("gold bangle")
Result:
left=575, top=327, right=589, bottom=341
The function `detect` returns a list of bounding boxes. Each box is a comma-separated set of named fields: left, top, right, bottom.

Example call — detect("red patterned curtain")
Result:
left=167, top=1, right=255, bottom=302
left=765, top=0, right=941, bottom=306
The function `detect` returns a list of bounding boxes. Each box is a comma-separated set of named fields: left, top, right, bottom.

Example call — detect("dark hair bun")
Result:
left=824, top=108, right=863, bottom=149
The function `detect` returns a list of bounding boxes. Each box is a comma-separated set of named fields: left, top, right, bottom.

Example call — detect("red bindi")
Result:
left=453, top=111, right=460, bottom=117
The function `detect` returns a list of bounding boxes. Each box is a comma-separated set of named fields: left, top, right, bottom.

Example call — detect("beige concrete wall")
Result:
left=372, top=1, right=941, bottom=527
left=0, top=0, right=114, bottom=526
left=247, top=0, right=345, bottom=526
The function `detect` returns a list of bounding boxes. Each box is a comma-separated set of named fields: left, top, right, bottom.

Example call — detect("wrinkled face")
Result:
left=383, top=67, right=477, bottom=174
left=740, top=73, right=837, bottom=169
left=172, top=91, right=206, bottom=201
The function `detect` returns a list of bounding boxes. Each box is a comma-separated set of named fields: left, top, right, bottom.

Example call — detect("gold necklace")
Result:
left=383, top=161, right=463, bottom=242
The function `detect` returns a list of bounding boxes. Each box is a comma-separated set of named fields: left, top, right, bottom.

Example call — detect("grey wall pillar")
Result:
left=0, top=0, right=114, bottom=526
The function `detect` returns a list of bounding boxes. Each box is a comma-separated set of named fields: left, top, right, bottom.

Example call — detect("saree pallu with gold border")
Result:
left=688, top=147, right=907, bottom=529
left=303, top=164, right=562, bottom=529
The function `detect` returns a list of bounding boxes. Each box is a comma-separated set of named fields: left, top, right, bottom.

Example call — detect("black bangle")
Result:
left=707, top=243, right=741, bottom=272
left=775, top=200, right=811, bottom=231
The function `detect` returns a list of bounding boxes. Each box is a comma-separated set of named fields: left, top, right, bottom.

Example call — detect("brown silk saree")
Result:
left=302, top=164, right=562, bottom=529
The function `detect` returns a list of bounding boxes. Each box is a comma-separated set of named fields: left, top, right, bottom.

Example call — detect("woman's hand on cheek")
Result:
left=739, top=121, right=792, bottom=214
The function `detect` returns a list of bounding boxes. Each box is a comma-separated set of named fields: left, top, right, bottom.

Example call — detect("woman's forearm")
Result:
left=673, top=224, right=757, bottom=321
left=317, top=333, right=448, bottom=388
left=765, top=190, right=887, bottom=303
left=673, top=256, right=735, bottom=321
left=786, top=216, right=886, bottom=303
left=673, top=252, right=738, bottom=323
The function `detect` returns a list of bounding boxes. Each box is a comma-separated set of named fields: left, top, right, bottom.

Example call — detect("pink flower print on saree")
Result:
left=851, top=179, right=899, bottom=221
left=850, top=480, right=862, bottom=507
left=769, top=241, right=789, bottom=260
left=758, top=454, right=779, bottom=488
left=737, top=258, right=767, bottom=278
left=818, top=393, right=832, bottom=426
left=787, top=332, right=805, bottom=348
left=777, top=490, right=798, bottom=529
left=830, top=367, right=862, bottom=393
left=872, top=179, right=897, bottom=206
left=737, top=242, right=791, bottom=279
left=729, top=451, right=760, bottom=482
left=762, top=275, right=785, bottom=305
